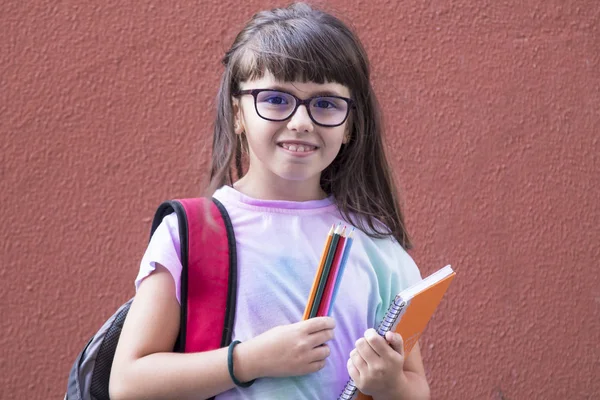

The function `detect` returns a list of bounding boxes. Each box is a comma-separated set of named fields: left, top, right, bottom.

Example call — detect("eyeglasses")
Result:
left=234, top=88, right=354, bottom=127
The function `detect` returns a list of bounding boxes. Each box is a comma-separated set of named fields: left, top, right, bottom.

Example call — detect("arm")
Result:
left=388, top=340, right=430, bottom=400
left=109, top=265, right=256, bottom=400
left=110, top=264, right=336, bottom=400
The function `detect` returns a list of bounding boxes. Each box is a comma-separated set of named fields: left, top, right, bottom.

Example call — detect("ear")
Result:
left=232, top=97, right=245, bottom=135
left=342, top=113, right=354, bottom=144
left=342, top=126, right=351, bottom=144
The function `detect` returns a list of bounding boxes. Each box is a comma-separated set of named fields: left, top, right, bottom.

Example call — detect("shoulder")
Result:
left=148, top=212, right=181, bottom=253
left=161, top=212, right=180, bottom=234
left=347, top=211, right=421, bottom=285
left=364, top=232, right=420, bottom=278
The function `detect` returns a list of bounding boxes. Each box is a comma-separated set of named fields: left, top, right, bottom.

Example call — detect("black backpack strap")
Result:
left=212, top=197, right=238, bottom=347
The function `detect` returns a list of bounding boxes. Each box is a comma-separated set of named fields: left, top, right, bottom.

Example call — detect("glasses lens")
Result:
left=309, top=97, right=349, bottom=126
left=255, top=90, right=296, bottom=121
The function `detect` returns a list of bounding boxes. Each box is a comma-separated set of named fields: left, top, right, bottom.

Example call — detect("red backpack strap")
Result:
left=151, top=197, right=237, bottom=352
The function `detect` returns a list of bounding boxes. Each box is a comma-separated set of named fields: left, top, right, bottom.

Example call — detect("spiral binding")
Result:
left=337, top=296, right=407, bottom=400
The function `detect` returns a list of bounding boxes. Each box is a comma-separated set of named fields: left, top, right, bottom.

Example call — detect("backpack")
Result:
left=65, top=197, right=237, bottom=400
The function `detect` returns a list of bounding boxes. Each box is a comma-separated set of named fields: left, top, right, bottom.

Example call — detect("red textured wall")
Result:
left=1, top=1, right=598, bottom=399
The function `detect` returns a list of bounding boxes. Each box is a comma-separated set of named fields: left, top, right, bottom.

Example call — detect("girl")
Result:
left=110, top=2, right=430, bottom=399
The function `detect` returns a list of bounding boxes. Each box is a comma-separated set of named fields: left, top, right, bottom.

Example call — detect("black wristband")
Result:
left=227, top=340, right=256, bottom=388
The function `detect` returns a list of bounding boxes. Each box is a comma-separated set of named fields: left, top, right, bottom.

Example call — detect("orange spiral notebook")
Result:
left=338, top=265, right=456, bottom=400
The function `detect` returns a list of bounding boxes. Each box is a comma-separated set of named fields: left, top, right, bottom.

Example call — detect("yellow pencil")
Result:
left=303, top=224, right=335, bottom=320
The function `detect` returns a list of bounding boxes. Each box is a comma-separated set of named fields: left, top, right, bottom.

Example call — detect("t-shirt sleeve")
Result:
left=134, top=212, right=183, bottom=304
left=373, top=237, right=423, bottom=325
left=394, top=246, right=422, bottom=291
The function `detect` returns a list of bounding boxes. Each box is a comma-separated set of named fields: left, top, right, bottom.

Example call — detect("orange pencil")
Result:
left=303, top=224, right=335, bottom=320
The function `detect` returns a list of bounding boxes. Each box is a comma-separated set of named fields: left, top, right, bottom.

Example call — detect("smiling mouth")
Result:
left=278, top=142, right=318, bottom=153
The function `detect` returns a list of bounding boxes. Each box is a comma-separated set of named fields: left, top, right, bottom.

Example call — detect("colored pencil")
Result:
left=316, top=231, right=347, bottom=317
left=309, top=225, right=343, bottom=319
left=327, top=229, right=354, bottom=315
left=302, top=224, right=335, bottom=320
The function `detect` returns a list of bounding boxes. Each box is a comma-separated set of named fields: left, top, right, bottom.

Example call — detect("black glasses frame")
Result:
left=234, top=88, right=354, bottom=127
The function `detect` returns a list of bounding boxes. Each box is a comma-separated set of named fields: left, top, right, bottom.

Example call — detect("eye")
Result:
left=313, top=98, right=338, bottom=109
left=264, top=95, right=289, bottom=105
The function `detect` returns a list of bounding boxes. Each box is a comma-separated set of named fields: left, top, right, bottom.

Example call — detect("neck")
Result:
left=233, top=169, right=327, bottom=202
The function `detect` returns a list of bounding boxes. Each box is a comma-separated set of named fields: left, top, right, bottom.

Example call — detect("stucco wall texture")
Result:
left=1, top=0, right=598, bottom=399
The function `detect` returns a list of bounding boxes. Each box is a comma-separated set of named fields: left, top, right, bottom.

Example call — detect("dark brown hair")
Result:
left=206, top=2, right=412, bottom=249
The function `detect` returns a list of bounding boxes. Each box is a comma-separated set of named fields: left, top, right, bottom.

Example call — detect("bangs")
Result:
left=232, top=18, right=363, bottom=88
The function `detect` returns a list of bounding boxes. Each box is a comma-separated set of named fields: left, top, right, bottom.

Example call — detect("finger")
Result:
left=310, top=344, right=331, bottom=362
left=307, top=359, right=327, bottom=374
left=350, top=348, right=367, bottom=373
left=355, top=336, right=379, bottom=365
left=384, top=331, right=405, bottom=357
left=363, top=328, right=391, bottom=357
left=347, top=357, right=360, bottom=381
left=303, top=316, right=336, bottom=333
left=308, top=327, right=335, bottom=347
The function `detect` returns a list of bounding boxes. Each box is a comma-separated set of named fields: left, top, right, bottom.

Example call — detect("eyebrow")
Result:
left=269, top=85, right=347, bottom=98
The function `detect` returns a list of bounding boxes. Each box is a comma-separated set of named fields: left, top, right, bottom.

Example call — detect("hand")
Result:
left=347, top=328, right=407, bottom=398
left=242, top=317, right=335, bottom=379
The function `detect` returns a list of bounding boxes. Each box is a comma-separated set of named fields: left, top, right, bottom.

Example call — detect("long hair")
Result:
left=206, top=2, right=412, bottom=249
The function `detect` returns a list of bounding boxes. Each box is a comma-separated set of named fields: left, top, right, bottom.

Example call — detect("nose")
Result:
left=287, top=104, right=314, bottom=133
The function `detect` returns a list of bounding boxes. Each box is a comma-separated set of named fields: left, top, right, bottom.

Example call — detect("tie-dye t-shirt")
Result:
left=135, top=185, right=422, bottom=399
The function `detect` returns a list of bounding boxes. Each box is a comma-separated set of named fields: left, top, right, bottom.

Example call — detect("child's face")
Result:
left=233, top=70, right=350, bottom=190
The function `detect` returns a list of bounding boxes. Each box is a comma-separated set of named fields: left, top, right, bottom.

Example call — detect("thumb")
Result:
left=385, top=331, right=405, bottom=356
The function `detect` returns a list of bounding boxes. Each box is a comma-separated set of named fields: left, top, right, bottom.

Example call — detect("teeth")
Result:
left=281, top=143, right=315, bottom=152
